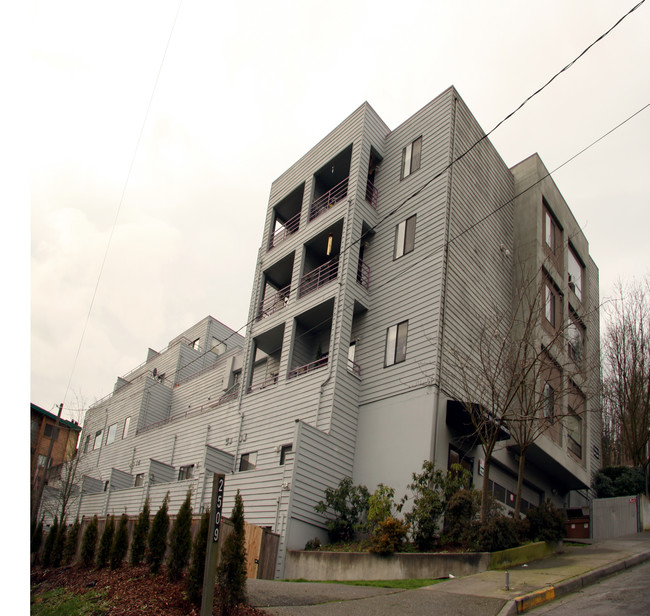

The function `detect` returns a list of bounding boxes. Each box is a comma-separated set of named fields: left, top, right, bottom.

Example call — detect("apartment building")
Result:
left=43, top=87, right=600, bottom=577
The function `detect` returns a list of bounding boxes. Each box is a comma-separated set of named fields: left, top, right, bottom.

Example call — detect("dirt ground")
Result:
left=30, top=563, right=271, bottom=616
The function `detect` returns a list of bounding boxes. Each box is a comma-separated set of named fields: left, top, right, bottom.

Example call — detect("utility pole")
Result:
left=31, top=403, right=63, bottom=525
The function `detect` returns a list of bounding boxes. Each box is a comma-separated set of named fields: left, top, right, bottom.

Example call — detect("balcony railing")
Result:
left=257, top=285, right=291, bottom=321
left=347, top=358, right=361, bottom=378
left=356, top=259, right=370, bottom=291
left=365, top=179, right=378, bottom=209
left=309, top=177, right=349, bottom=221
left=288, top=356, right=329, bottom=379
left=568, top=435, right=582, bottom=459
left=246, top=373, right=279, bottom=394
left=298, top=258, right=339, bottom=298
left=268, top=211, right=301, bottom=250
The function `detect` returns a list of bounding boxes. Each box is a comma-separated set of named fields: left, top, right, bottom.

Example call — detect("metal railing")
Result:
left=257, top=285, right=291, bottom=320
left=288, top=356, right=329, bottom=379
left=246, top=373, right=279, bottom=394
left=268, top=211, right=301, bottom=250
left=298, top=258, right=339, bottom=298
left=365, top=179, right=378, bottom=209
left=568, top=435, right=582, bottom=459
left=309, top=177, right=349, bottom=221
left=347, top=358, right=362, bottom=378
left=356, top=259, right=370, bottom=291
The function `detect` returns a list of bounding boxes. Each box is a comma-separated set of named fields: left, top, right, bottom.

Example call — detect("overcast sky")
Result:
left=29, top=0, right=649, bottom=423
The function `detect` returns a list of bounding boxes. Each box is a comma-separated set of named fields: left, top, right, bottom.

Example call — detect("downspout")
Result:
left=431, top=94, right=458, bottom=466
left=170, top=435, right=177, bottom=466
left=315, top=197, right=352, bottom=428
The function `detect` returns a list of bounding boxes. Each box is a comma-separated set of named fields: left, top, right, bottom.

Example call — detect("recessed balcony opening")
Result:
left=258, top=252, right=295, bottom=321
left=356, top=223, right=374, bottom=291
left=310, top=145, right=352, bottom=221
left=365, top=147, right=382, bottom=209
left=288, top=299, right=334, bottom=379
left=299, top=220, right=343, bottom=298
left=348, top=301, right=368, bottom=378
left=269, top=183, right=304, bottom=250
left=247, top=323, right=285, bottom=393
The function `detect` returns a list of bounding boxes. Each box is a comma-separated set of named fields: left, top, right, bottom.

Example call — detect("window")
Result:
left=401, top=136, right=422, bottom=179
left=394, top=215, right=416, bottom=259
left=93, top=429, right=103, bottom=450
left=385, top=321, right=408, bottom=367
left=37, top=454, right=49, bottom=468
left=178, top=464, right=194, bottom=480
left=280, top=445, right=292, bottom=465
left=134, top=473, right=145, bottom=487
left=106, top=423, right=117, bottom=445
left=543, top=276, right=561, bottom=330
left=568, top=313, right=585, bottom=366
left=122, top=417, right=131, bottom=439
left=103, top=481, right=110, bottom=492
left=44, top=424, right=59, bottom=441
left=239, top=451, right=257, bottom=472
left=191, top=338, right=200, bottom=350
left=568, top=245, right=584, bottom=301
left=543, top=200, right=561, bottom=256
left=567, top=410, right=583, bottom=458
left=543, top=382, right=555, bottom=420
left=84, top=435, right=91, bottom=453
left=212, top=337, right=226, bottom=355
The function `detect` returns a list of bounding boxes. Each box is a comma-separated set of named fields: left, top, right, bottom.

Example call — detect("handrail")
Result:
left=347, top=358, right=362, bottom=378
left=356, top=259, right=370, bottom=291
left=288, top=356, right=329, bottom=379
left=257, top=284, right=291, bottom=320
left=365, top=178, right=379, bottom=209
left=269, top=210, right=301, bottom=250
left=309, top=177, right=349, bottom=221
left=246, top=373, right=279, bottom=394
left=298, top=257, right=339, bottom=298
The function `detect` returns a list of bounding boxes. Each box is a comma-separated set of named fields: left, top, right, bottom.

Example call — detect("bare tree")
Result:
left=602, top=277, right=650, bottom=471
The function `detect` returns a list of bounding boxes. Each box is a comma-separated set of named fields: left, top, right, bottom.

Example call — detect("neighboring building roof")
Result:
left=30, top=403, right=82, bottom=432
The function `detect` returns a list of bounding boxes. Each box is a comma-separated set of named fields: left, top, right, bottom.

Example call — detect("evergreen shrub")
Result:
left=130, top=498, right=150, bottom=565
left=96, top=515, right=115, bottom=568
left=110, top=514, right=130, bottom=569
left=147, top=493, right=170, bottom=574
left=186, top=507, right=210, bottom=607
left=217, top=491, right=247, bottom=615
left=168, top=490, right=193, bottom=581
left=80, top=515, right=99, bottom=567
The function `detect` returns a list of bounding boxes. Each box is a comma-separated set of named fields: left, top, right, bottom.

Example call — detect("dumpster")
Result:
left=565, top=508, right=590, bottom=539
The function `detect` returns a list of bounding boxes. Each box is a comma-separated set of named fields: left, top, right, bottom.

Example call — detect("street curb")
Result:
left=496, top=549, right=650, bottom=615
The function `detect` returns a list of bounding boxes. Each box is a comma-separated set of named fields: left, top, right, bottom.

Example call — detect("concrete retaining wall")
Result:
left=284, top=550, right=491, bottom=581
left=639, top=494, right=650, bottom=531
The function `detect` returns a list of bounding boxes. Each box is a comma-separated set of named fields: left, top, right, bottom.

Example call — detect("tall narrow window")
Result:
left=545, top=282, right=556, bottom=327
left=401, top=136, right=422, bottom=179
left=543, top=200, right=561, bottom=256
left=106, top=423, right=117, bottom=445
left=122, top=416, right=131, bottom=439
left=280, top=445, right=292, bottom=465
left=568, top=245, right=584, bottom=301
left=93, top=429, right=103, bottom=451
left=385, top=321, right=408, bottom=367
left=395, top=215, right=416, bottom=259
left=543, top=383, right=555, bottom=420
left=568, top=313, right=585, bottom=366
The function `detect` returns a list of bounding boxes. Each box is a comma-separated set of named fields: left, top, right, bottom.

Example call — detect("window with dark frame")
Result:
left=122, top=416, right=131, bottom=439
left=543, top=382, right=555, bottom=420
left=106, top=423, right=117, bottom=445
left=543, top=199, right=561, bottom=256
left=178, top=464, right=194, bottom=480
left=385, top=320, right=408, bottom=367
left=568, top=313, right=585, bottom=366
left=93, top=429, right=103, bottom=451
left=134, top=473, right=144, bottom=487
left=395, top=215, right=416, bottom=259
left=280, top=445, right=292, bottom=465
left=401, top=136, right=422, bottom=179
left=44, top=424, right=59, bottom=441
left=568, top=245, right=584, bottom=302
left=567, top=408, right=583, bottom=458
left=239, top=451, right=257, bottom=472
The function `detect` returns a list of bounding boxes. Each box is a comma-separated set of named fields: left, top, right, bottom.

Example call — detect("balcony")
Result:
left=347, top=358, right=361, bottom=378
left=257, top=284, right=291, bottom=321
left=299, top=258, right=339, bottom=298
left=365, top=178, right=379, bottom=209
left=246, top=373, right=279, bottom=394
left=269, top=210, right=300, bottom=250
left=356, top=259, right=370, bottom=291
left=309, top=177, right=349, bottom=222
left=288, top=356, right=328, bottom=379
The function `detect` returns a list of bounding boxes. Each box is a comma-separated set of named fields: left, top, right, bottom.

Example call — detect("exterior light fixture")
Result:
left=326, top=233, right=333, bottom=256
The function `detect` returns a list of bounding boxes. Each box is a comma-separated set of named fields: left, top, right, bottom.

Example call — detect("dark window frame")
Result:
left=400, top=136, right=422, bottom=180
left=385, top=320, right=409, bottom=367
left=394, top=214, right=416, bottom=259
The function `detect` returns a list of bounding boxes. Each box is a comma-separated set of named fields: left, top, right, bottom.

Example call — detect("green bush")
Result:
left=525, top=499, right=565, bottom=542
left=51, top=521, right=67, bottom=567
left=304, top=537, right=321, bottom=551
left=443, top=488, right=481, bottom=545
left=168, top=490, right=193, bottom=581
left=217, top=491, right=247, bottom=615
left=110, top=514, right=129, bottom=569
left=41, top=518, right=59, bottom=568
left=80, top=516, right=99, bottom=567
left=593, top=466, right=645, bottom=498
left=315, top=477, right=370, bottom=543
left=367, top=484, right=396, bottom=535
left=400, top=462, right=471, bottom=551
left=130, top=498, right=150, bottom=565
left=96, top=515, right=115, bottom=569
left=369, top=517, right=409, bottom=555
left=474, top=515, right=521, bottom=552
left=147, top=493, right=170, bottom=574
left=186, top=507, right=210, bottom=607
left=31, top=520, right=44, bottom=563
left=63, top=518, right=81, bottom=564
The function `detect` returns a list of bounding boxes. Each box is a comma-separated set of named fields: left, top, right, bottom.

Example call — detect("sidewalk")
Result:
left=247, top=532, right=650, bottom=615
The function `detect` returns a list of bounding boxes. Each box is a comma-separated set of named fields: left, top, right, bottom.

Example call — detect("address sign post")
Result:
left=200, top=473, right=225, bottom=616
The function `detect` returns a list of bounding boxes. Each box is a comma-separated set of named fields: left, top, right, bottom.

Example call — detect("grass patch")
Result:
left=30, top=587, right=110, bottom=616
left=283, top=578, right=444, bottom=589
